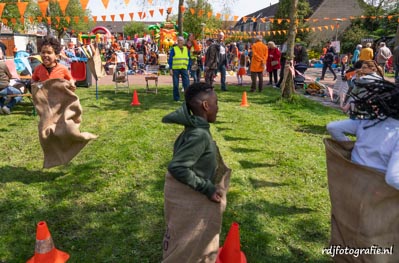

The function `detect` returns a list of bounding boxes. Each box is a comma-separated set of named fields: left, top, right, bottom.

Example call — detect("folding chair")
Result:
left=158, top=54, right=168, bottom=75
left=113, top=51, right=130, bottom=93
left=144, top=65, right=159, bottom=94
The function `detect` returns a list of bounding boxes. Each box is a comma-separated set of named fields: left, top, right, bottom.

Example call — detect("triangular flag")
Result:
left=330, top=25, right=334, bottom=30
left=84, top=16, right=89, bottom=23
left=207, top=11, right=212, bottom=19
left=20, top=17, right=25, bottom=24
left=59, top=0, right=70, bottom=15
left=38, top=1, right=48, bottom=17
left=224, top=14, right=229, bottom=21
left=318, top=26, right=322, bottom=31
left=148, top=0, right=153, bottom=4
left=74, top=16, right=79, bottom=23
left=102, top=0, right=110, bottom=9
left=66, top=16, right=71, bottom=23
left=47, top=17, right=51, bottom=25
left=167, top=7, right=172, bottom=14
left=138, top=12, right=143, bottom=19
left=124, top=0, right=130, bottom=4
left=37, top=17, right=43, bottom=23
left=233, top=15, right=238, bottom=21
left=180, top=6, right=185, bottom=13
left=277, top=19, right=283, bottom=24
left=110, top=14, right=115, bottom=21
left=119, top=14, right=124, bottom=21
left=159, top=8, right=164, bottom=16
left=29, top=16, right=33, bottom=23
left=142, top=12, right=146, bottom=19
left=56, top=16, right=61, bottom=23
left=93, top=16, right=97, bottom=22
left=80, top=0, right=89, bottom=10
left=189, top=8, right=195, bottom=15
left=1, top=18, right=7, bottom=25
left=11, top=18, right=17, bottom=25
left=242, top=17, right=248, bottom=23
left=251, top=17, right=256, bottom=22
left=149, top=10, right=154, bottom=17
left=101, top=15, right=106, bottom=21
left=17, top=2, right=29, bottom=18
left=216, top=13, right=221, bottom=19
left=198, top=9, right=204, bottom=17
left=129, top=12, right=134, bottom=20
left=269, top=18, right=274, bottom=23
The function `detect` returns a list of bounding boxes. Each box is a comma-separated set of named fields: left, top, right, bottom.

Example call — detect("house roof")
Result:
left=234, top=0, right=323, bottom=26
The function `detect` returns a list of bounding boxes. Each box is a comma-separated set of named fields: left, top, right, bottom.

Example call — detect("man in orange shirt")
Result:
left=250, top=35, right=268, bottom=92
left=32, top=37, right=73, bottom=85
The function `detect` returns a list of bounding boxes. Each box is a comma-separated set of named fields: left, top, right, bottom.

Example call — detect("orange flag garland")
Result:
left=17, top=2, right=29, bottom=18
left=102, top=0, right=110, bottom=9
left=80, top=0, right=89, bottom=10
left=38, top=1, right=49, bottom=17
left=58, top=0, right=70, bottom=15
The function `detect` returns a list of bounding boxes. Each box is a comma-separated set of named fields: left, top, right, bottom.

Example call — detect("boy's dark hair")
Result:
left=40, top=37, right=62, bottom=55
left=185, top=82, right=214, bottom=111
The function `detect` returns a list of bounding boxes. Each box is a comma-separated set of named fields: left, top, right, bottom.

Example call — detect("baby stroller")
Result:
left=113, top=51, right=130, bottom=93
left=294, top=63, right=308, bottom=88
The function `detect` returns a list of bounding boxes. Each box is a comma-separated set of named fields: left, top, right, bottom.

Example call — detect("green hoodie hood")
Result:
left=162, top=103, right=210, bottom=129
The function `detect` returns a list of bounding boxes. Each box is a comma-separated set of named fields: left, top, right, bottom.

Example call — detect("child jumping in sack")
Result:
left=161, top=82, right=230, bottom=263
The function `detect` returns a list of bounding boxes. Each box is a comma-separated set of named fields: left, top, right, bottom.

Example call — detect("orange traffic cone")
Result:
left=240, top=92, right=249, bottom=107
left=27, top=221, right=70, bottom=263
left=131, top=90, right=141, bottom=106
left=216, top=222, right=247, bottom=263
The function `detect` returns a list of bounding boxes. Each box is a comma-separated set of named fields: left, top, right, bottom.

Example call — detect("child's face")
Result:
left=40, top=45, right=57, bottom=68
left=206, top=91, right=218, bottom=123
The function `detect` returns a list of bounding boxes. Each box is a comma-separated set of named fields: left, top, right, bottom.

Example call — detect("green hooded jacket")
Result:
left=162, top=103, right=217, bottom=198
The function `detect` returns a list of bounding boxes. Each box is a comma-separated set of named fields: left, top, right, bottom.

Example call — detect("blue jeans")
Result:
left=0, top=86, right=22, bottom=109
left=172, top=69, right=189, bottom=101
left=218, top=64, right=227, bottom=90
left=190, top=69, right=199, bottom=83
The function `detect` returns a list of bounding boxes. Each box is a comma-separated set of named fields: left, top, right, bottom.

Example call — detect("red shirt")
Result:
left=32, top=63, right=72, bottom=82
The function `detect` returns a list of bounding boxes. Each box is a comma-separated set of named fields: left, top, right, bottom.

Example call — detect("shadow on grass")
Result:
left=222, top=191, right=326, bottom=262
left=224, top=135, right=252, bottom=142
left=0, top=166, right=65, bottom=184
left=239, top=160, right=276, bottom=169
left=295, top=124, right=328, bottom=135
left=230, top=147, right=261, bottom=153
left=249, top=177, right=288, bottom=188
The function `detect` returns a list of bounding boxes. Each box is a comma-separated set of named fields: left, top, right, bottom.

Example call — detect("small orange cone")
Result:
left=27, top=221, right=70, bottom=263
left=131, top=90, right=141, bottom=106
left=216, top=222, right=247, bottom=263
left=240, top=92, right=249, bottom=107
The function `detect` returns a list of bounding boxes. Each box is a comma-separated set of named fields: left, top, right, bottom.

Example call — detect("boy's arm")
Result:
left=385, top=140, right=399, bottom=190
left=168, top=133, right=216, bottom=199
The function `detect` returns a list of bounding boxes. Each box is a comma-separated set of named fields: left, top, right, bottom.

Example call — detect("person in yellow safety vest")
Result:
left=168, top=36, right=191, bottom=101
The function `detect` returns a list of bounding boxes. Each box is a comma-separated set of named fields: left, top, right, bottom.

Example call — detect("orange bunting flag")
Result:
left=198, top=9, right=204, bottom=17
left=74, top=16, right=79, bottom=23
left=207, top=12, right=212, bottom=19
left=102, top=0, right=110, bottom=9
left=119, top=14, right=124, bottom=21
left=124, top=0, right=130, bottom=4
left=312, top=18, right=319, bottom=22
left=324, top=17, right=329, bottom=20
left=38, top=1, right=48, bottom=17
left=138, top=11, right=143, bottom=19
left=101, top=15, right=107, bottom=21
left=37, top=17, right=43, bottom=23
left=311, top=27, right=316, bottom=32
left=269, top=18, right=274, bottom=23
left=1, top=18, right=7, bottom=25
left=224, top=14, right=229, bottom=21
left=84, top=16, right=89, bottom=23
left=277, top=19, right=283, bottom=24
left=29, top=16, right=33, bottom=23
left=159, top=8, right=164, bottom=16
left=20, top=17, right=24, bottom=24
left=66, top=16, right=71, bottom=23
left=387, top=15, right=393, bottom=20
left=17, top=2, right=29, bottom=18
left=11, top=18, right=17, bottom=25
left=56, top=16, right=61, bottom=23
left=272, top=31, right=276, bottom=35
left=317, top=26, right=322, bottom=31
left=80, top=0, right=89, bottom=10
left=371, top=16, right=376, bottom=19
left=189, top=8, right=195, bottom=15
left=93, top=16, right=97, bottom=22
left=304, top=18, right=310, bottom=22
left=149, top=10, right=154, bottom=17
left=142, top=12, right=146, bottom=19
left=110, top=14, right=115, bottom=22
left=167, top=7, right=172, bottom=14
left=349, top=16, right=355, bottom=20
left=148, top=0, right=153, bottom=4
left=283, top=30, right=287, bottom=34
left=242, top=17, right=248, bottom=23
left=129, top=12, right=134, bottom=20
left=180, top=6, right=185, bottom=13
left=216, top=13, right=221, bottom=19
left=300, top=28, right=304, bottom=32
left=59, top=0, right=70, bottom=15
left=47, top=17, right=51, bottom=24
left=233, top=15, right=239, bottom=21
left=277, top=30, right=281, bottom=35
left=330, top=25, right=334, bottom=30
left=306, top=28, right=310, bottom=32
left=251, top=17, right=256, bottom=22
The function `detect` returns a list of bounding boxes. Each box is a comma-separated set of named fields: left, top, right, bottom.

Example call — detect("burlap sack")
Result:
left=162, top=145, right=231, bottom=263
left=32, top=78, right=97, bottom=168
left=324, top=138, right=398, bottom=262
left=87, top=44, right=105, bottom=81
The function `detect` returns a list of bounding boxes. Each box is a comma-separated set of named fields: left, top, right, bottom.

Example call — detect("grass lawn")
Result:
left=0, top=83, right=344, bottom=262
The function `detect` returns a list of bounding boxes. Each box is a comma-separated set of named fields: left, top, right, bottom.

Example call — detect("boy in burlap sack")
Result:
left=161, top=82, right=231, bottom=263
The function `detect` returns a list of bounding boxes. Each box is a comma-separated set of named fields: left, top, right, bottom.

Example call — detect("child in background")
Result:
left=236, top=51, right=246, bottom=85
left=32, top=37, right=73, bottom=86
left=341, top=54, right=349, bottom=79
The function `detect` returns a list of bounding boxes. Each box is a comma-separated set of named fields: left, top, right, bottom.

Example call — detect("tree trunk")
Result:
left=177, top=0, right=184, bottom=36
left=281, top=0, right=299, bottom=99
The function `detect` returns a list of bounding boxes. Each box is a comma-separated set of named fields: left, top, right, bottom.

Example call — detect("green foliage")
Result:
left=307, top=49, right=321, bottom=60
left=183, top=0, right=222, bottom=39
left=340, top=24, right=370, bottom=54
left=0, top=82, right=341, bottom=262
left=124, top=22, right=149, bottom=39
left=271, top=0, right=312, bottom=45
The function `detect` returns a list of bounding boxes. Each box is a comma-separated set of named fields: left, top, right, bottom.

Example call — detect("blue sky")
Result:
left=87, top=0, right=279, bottom=21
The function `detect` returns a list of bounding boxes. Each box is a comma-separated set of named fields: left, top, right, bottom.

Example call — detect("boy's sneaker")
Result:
left=2, top=106, right=10, bottom=114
